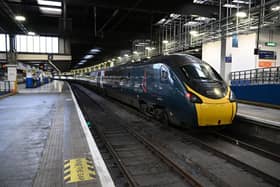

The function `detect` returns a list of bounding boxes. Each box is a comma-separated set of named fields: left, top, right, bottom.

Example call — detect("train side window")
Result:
left=160, top=66, right=168, bottom=81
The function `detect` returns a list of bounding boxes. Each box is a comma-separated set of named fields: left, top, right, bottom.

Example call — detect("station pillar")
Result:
left=7, top=35, right=17, bottom=93
left=220, top=33, right=232, bottom=84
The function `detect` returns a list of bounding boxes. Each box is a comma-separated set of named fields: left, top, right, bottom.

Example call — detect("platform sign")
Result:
left=64, top=158, right=96, bottom=184
left=225, top=56, right=232, bottom=63
left=258, top=50, right=276, bottom=68
left=259, top=50, right=276, bottom=60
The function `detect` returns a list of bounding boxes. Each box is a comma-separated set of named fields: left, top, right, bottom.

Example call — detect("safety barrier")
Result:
left=230, top=66, right=280, bottom=86
left=230, top=66, right=280, bottom=106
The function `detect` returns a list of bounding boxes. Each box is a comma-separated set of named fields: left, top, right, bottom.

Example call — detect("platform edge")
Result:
left=67, top=82, right=115, bottom=187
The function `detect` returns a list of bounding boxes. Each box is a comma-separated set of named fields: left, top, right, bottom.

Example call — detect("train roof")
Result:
left=116, top=54, right=203, bottom=69
left=96, top=54, right=204, bottom=72
left=148, top=54, right=203, bottom=68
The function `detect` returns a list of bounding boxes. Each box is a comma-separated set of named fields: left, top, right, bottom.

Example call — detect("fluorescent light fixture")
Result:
left=37, top=0, right=62, bottom=7
left=194, top=16, right=208, bottom=21
left=156, top=18, right=166, bottom=25
left=189, top=30, right=199, bottom=36
left=223, top=4, right=240, bottom=8
left=193, top=0, right=207, bottom=4
left=162, top=40, right=169, bottom=44
left=133, top=51, right=138, bottom=54
left=124, top=54, right=129, bottom=57
left=89, top=48, right=101, bottom=54
left=151, top=47, right=156, bottom=50
left=170, top=13, right=180, bottom=19
left=15, top=15, right=26, bottom=21
left=80, top=60, right=86, bottom=63
left=236, top=12, right=247, bottom=18
left=184, top=21, right=201, bottom=26
left=271, top=6, right=280, bottom=11
left=232, top=0, right=250, bottom=4
left=118, top=56, right=122, bottom=59
left=164, top=19, right=172, bottom=24
left=28, top=31, right=35, bottom=35
left=84, top=55, right=93, bottom=59
left=39, top=7, right=62, bottom=15
left=250, top=26, right=258, bottom=30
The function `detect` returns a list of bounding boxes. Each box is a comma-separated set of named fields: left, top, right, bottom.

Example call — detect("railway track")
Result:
left=184, top=131, right=280, bottom=186
left=71, top=84, right=203, bottom=187
left=71, top=83, right=280, bottom=187
left=210, top=131, right=280, bottom=163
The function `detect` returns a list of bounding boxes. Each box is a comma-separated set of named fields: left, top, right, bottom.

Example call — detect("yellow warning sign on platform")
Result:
left=64, top=158, right=96, bottom=184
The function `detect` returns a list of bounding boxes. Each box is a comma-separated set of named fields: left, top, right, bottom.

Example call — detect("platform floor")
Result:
left=0, top=81, right=113, bottom=187
left=18, top=81, right=63, bottom=93
left=237, top=103, right=280, bottom=127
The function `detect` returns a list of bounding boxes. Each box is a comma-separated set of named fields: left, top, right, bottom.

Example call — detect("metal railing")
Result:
left=0, top=81, right=12, bottom=95
left=157, top=0, right=280, bottom=54
left=230, top=66, right=280, bottom=85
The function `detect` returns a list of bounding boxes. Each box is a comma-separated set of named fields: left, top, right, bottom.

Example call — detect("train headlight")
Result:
left=229, top=91, right=236, bottom=102
left=186, top=92, right=203, bottom=103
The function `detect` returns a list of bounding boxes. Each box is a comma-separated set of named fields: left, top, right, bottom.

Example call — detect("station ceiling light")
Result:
left=38, top=0, right=62, bottom=15
left=84, top=55, right=94, bottom=59
left=145, top=47, right=151, bottom=50
left=170, top=13, right=180, bottom=19
left=28, top=31, right=36, bottom=35
left=250, top=26, right=258, bottom=30
left=184, top=21, right=201, bottom=26
left=162, top=40, right=169, bottom=44
left=39, top=7, right=62, bottom=14
left=236, top=11, right=247, bottom=18
left=37, top=0, right=62, bottom=7
left=89, top=48, right=101, bottom=54
left=15, top=15, right=26, bottom=21
left=156, top=18, right=166, bottom=25
left=133, top=51, right=139, bottom=54
left=223, top=4, right=240, bottom=8
left=118, top=56, right=122, bottom=59
left=271, top=5, right=280, bottom=11
left=232, top=0, right=251, bottom=4
left=194, top=16, right=208, bottom=21
left=124, top=54, right=129, bottom=57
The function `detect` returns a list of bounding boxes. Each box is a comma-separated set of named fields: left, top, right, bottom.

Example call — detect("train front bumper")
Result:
left=195, top=102, right=237, bottom=126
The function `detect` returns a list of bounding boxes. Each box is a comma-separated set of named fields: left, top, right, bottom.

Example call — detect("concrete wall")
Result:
left=226, top=33, right=257, bottom=72
left=202, top=33, right=257, bottom=82
left=202, top=40, right=221, bottom=73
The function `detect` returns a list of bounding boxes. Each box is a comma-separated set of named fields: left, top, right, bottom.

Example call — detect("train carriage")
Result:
left=84, top=54, right=237, bottom=128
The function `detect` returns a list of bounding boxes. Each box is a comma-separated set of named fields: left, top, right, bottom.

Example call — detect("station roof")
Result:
left=0, top=0, right=261, bottom=69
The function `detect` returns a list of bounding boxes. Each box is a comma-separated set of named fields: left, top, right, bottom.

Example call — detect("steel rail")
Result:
left=72, top=84, right=203, bottom=187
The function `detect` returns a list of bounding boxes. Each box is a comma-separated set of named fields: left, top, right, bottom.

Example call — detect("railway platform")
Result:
left=237, top=103, right=280, bottom=127
left=0, top=81, right=114, bottom=187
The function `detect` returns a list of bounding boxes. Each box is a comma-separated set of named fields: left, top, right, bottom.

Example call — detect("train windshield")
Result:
left=181, top=63, right=222, bottom=82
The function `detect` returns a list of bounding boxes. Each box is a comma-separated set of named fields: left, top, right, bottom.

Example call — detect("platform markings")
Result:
left=64, top=157, right=96, bottom=184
